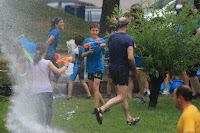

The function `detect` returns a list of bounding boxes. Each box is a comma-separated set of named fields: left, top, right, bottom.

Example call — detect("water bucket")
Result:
left=134, top=56, right=143, bottom=67
left=134, top=47, right=143, bottom=67
left=171, top=80, right=184, bottom=91
left=160, top=81, right=171, bottom=92
left=65, top=63, right=74, bottom=75
left=197, top=69, right=200, bottom=75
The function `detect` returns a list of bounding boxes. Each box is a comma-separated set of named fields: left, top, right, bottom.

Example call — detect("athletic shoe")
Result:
left=52, top=92, right=58, bottom=99
left=144, top=90, right=150, bottom=96
left=107, top=94, right=111, bottom=99
left=162, top=90, right=169, bottom=96
left=136, top=97, right=145, bottom=104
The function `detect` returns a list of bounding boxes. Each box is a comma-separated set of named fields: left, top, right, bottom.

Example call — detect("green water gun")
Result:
left=22, top=48, right=32, bottom=61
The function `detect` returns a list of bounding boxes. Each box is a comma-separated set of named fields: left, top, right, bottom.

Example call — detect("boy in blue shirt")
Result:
left=82, top=23, right=108, bottom=112
left=67, top=35, right=92, bottom=100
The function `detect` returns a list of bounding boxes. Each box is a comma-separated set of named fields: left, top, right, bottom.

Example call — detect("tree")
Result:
left=109, top=2, right=200, bottom=107
left=99, top=0, right=119, bottom=36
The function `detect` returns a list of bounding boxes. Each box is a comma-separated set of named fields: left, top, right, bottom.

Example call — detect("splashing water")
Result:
left=0, top=0, right=67, bottom=132
left=66, top=40, right=76, bottom=55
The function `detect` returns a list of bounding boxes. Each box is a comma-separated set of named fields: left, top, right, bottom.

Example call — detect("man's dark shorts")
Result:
left=110, top=69, right=129, bottom=85
left=88, top=71, right=103, bottom=80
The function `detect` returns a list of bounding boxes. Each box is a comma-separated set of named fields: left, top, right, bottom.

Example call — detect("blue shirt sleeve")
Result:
left=82, top=38, right=90, bottom=54
left=51, top=29, right=59, bottom=38
left=127, top=35, right=134, bottom=47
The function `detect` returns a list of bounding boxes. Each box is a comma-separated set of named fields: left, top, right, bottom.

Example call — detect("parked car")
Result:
left=42, top=0, right=102, bottom=23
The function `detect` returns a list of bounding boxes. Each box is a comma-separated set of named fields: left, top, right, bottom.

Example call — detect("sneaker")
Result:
left=144, top=90, right=150, bottom=96
left=107, top=94, right=111, bottom=99
left=136, top=97, right=145, bottom=104
left=52, top=92, right=58, bottom=99
left=162, top=90, right=169, bottom=96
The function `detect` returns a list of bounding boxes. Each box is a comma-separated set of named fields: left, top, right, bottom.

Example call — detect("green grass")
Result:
left=0, top=96, right=10, bottom=133
left=1, top=96, right=200, bottom=133
left=51, top=97, right=199, bottom=133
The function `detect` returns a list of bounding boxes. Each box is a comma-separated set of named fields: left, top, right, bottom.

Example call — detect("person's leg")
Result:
left=127, top=76, right=133, bottom=98
left=34, top=93, right=44, bottom=125
left=163, top=74, right=170, bottom=95
left=80, top=80, right=92, bottom=97
left=88, top=79, right=93, bottom=92
left=43, top=92, right=53, bottom=126
left=100, top=85, right=127, bottom=112
left=67, top=69, right=78, bottom=99
left=143, top=74, right=150, bottom=95
left=137, top=69, right=145, bottom=99
left=106, top=78, right=113, bottom=99
left=189, top=76, right=200, bottom=96
left=182, top=70, right=189, bottom=85
left=93, top=78, right=105, bottom=108
left=67, top=80, right=74, bottom=99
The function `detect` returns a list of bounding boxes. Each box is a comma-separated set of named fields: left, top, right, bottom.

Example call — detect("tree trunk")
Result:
left=99, top=0, right=119, bottom=37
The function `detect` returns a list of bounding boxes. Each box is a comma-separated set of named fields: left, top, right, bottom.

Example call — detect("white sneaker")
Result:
left=162, top=90, right=169, bottom=95
left=144, top=89, right=150, bottom=96
left=147, top=90, right=150, bottom=96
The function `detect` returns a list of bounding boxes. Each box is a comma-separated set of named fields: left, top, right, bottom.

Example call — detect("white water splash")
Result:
left=66, top=39, right=76, bottom=55
left=0, top=0, right=67, bottom=132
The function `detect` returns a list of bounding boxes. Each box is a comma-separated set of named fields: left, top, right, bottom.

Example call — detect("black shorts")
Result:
left=88, top=71, right=103, bottom=80
left=110, top=69, right=129, bottom=85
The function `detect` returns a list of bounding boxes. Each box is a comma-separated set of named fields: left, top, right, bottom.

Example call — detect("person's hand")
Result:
left=134, top=43, right=137, bottom=48
left=100, top=43, right=106, bottom=49
left=63, top=61, right=69, bottom=68
left=110, top=17, right=117, bottom=24
left=16, top=34, right=25, bottom=41
left=88, top=46, right=94, bottom=54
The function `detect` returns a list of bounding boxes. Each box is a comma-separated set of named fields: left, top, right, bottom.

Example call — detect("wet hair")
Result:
left=50, top=17, right=63, bottom=31
left=175, top=85, right=193, bottom=102
left=75, top=35, right=84, bottom=46
left=33, top=42, right=46, bottom=66
left=89, top=23, right=99, bottom=30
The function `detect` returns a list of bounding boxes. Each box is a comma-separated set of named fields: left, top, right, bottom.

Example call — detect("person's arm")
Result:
left=81, top=46, right=94, bottom=57
left=127, top=46, right=137, bottom=77
left=48, top=61, right=68, bottom=74
left=44, top=35, right=55, bottom=56
left=102, top=48, right=106, bottom=55
left=104, top=58, right=109, bottom=61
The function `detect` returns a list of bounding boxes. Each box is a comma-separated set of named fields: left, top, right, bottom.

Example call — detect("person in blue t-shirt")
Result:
left=44, top=17, right=64, bottom=96
left=94, top=17, right=140, bottom=125
left=82, top=23, right=108, bottom=113
left=67, top=35, right=92, bottom=100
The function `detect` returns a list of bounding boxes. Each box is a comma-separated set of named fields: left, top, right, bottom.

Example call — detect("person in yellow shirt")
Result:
left=173, top=85, right=200, bottom=133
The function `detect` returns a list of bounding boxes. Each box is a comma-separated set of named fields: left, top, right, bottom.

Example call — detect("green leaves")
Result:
left=129, top=2, right=200, bottom=76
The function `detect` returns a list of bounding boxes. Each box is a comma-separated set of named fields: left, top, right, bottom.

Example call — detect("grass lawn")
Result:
left=0, top=96, right=10, bottom=133
left=49, top=97, right=199, bottom=133
left=1, top=95, right=200, bottom=133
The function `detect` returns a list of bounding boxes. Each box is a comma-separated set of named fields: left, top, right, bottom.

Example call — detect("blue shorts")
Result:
left=70, top=66, right=84, bottom=80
